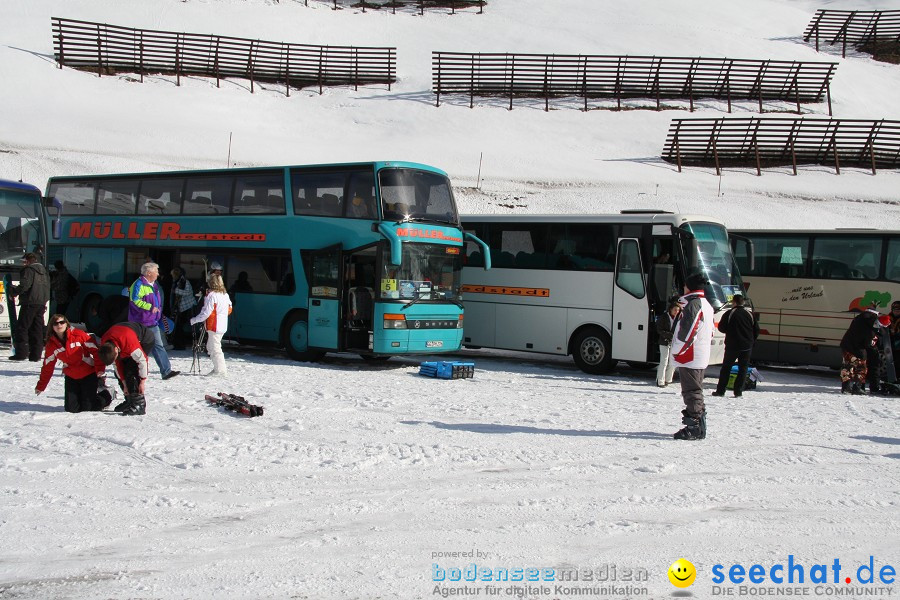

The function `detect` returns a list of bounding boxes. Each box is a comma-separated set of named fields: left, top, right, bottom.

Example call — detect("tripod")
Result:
left=190, top=324, right=207, bottom=375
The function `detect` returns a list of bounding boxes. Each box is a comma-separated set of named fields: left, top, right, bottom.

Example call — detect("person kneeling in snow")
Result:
left=35, top=314, right=108, bottom=413
left=99, top=322, right=155, bottom=415
left=190, top=273, right=232, bottom=377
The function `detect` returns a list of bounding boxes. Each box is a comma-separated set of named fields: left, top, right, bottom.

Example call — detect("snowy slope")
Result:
left=2, top=0, right=900, bottom=228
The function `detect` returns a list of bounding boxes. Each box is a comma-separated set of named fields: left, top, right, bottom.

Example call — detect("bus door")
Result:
left=308, top=245, right=343, bottom=350
left=612, top=238, right=650, bottom=361
left=344, top=246, right=378, bottom=351
left=650, top=226, right=677, bottom=311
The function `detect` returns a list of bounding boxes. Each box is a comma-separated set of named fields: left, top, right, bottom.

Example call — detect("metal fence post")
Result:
left=543, top=55, right=550, bottom=112
left=96, top=24, right=103, bottom=78
left=829, top=124, right=841, bottom=174
left=215, top=36, right=221, bottom=88
left=318, top=46, right=325, bottom=95
left=581, top=55, right=588, bottom=112
left=248, top=40, right=256, bottom=94
left=285, top=43, right=291, bottom=97
left=508, top=53, right=515, bottom=111
left=56, top=21, right=65, bottom=69
left=472, top=53, right=480, bottom=109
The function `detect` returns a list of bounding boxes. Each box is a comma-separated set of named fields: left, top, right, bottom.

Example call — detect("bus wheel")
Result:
left=283, top=311, right=323, bottom=362
left=571, top=327, right=613, bottom=374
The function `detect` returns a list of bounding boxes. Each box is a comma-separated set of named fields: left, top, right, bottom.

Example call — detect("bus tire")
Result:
left=571, top=327, right=614, bottom=374
left=282, top=311, right=324, bottom=362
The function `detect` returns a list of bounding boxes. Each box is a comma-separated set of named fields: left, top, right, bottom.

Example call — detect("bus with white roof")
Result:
left=460, top=211, right=745, bottom=373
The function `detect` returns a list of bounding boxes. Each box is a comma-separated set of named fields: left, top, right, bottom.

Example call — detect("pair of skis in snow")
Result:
left=204, top=392, right=264, bottom=417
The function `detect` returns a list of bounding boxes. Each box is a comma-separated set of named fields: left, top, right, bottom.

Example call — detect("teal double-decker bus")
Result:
left=45, top=161, right=490, bottom=361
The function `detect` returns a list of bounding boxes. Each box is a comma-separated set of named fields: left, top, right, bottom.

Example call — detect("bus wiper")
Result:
left=401, top=295, right=463, bottom=310
left=400, top=296, right=423, bottom=311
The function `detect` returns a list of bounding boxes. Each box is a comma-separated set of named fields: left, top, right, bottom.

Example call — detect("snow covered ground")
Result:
left=2, top=0, right=900, bottom=598
left=1, top=348, right=898, bottom=599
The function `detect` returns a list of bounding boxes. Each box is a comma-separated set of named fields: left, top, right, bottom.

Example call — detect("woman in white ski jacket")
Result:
left=191, top=273, right=233, bottom=376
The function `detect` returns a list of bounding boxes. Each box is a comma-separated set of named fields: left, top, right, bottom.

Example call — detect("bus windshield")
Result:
left=379, top=168, right=458, bottom=225
left=680, top=222, right=744, bottom=309
left=380, top=243, right=462, bottom=301
left=0, top=188, right=43, bottom=268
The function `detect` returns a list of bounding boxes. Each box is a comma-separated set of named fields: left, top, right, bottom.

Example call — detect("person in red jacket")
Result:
left=99, top=322, right=155, bottom=415
left=35, top=314, right=107, bottom=413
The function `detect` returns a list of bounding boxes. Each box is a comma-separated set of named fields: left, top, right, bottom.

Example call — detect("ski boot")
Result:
left=841, top=380, right=851, bottom=394
left=850, top=383, right=865, bottom=395
left=114, top=393, right=146, bottom=416
left=674, top=410, right=704, bottom=441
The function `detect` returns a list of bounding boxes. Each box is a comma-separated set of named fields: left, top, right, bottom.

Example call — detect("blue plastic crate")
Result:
left=419, top=361, right=475, bottom=379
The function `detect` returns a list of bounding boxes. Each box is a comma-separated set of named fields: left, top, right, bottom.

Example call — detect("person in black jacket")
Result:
left=9, top=252, right=51, bottom=361
left=839, top=307, right=879, bottom=395
left=713, top=293, right=759, bottom=397
left=655, top=300, right=681, bottom=387
left=890, top=301, right=900, bottom=381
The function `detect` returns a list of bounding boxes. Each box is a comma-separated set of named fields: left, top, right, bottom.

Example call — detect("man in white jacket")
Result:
left=190, top=273, right=233, bottom=377
left=671, top=272, right=714, bottom=440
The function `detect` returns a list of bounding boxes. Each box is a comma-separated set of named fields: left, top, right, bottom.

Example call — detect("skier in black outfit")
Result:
left=890, top=301, right=900, bottom=381
left=867, top=314, right=895, bottom=394
left=713, top=293, right=759, bottom=397
left=9, top=252, right=51, bottom=361
left=839, top=307, right=879, bottom=394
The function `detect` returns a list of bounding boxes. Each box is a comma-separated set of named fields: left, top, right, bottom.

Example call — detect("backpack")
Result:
left=727, top=365, right=762, bottom=391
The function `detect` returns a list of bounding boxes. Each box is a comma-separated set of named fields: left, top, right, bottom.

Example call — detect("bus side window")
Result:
left=139, top=178, right=184, bottom=215
left=184, top=177, right=232, bottom=214
left=233, top=172, right=285, bottom=214
left=320, top=194, right=342, bottom=217
left=48, top=181, right=96, bottom=215
left=96, top=180, right=138, bottom=215
left=888, top=240, right=900, bottom=281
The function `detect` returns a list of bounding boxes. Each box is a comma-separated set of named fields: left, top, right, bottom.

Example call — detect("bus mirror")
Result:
left=729, top=233, right=755, bottom=272
left=464, top=232, right=491, bottom=270
left=42, top=197, right=60, bottom=215
left=377, top=222, right=402, bottom=266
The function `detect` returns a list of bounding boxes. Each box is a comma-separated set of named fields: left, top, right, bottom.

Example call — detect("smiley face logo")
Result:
left=668, top=558, right=696, bottom=588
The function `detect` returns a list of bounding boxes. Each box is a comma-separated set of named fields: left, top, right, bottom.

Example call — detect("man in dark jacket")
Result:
left=50, top=260, right=79, bottom=318
left=840, top=307, right=879, bottom=394
left=712, top=293, right=759, bottom=397
left=9, top=252, right=51, bottom=361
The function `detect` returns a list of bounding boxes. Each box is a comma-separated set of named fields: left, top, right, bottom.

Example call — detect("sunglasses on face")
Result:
left=52, top=321, right=67, bottom=326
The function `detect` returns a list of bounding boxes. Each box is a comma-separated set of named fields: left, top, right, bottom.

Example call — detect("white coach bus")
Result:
left=730, top=228, right=900, bottom=368
left=460, top=211, right=746, bottom=374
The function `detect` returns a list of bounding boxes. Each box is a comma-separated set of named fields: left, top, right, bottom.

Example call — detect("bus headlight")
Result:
left=457, top=315, right=464, bottom=329
left=383, top=314, right=407, bottom=329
